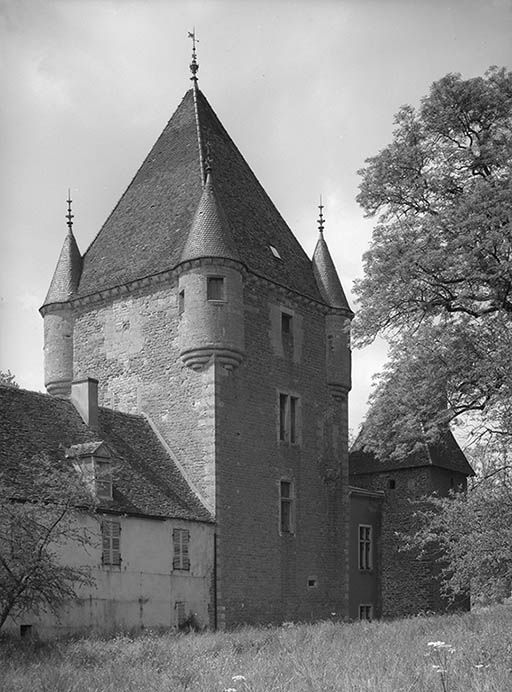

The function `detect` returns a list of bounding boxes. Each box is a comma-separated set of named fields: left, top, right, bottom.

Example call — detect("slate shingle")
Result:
left=76, top=88, right=323, bottom=301
left=349, top=428, right=475, bottom=477
left=0, top=385, right=212, bottom=522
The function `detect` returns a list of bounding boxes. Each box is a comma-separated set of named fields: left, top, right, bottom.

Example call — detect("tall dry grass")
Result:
left=1, top=605, right=511, bottom=691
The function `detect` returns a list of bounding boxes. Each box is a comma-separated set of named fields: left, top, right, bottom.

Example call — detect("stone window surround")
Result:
left=358, top=524, right=373, bottom=571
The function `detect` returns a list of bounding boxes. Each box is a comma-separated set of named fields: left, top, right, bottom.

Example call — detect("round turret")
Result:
left=178, top=263, right=244, bottom=370
left=40, top=194, right=82, bottom=397
left=42, top=306, right=74, bottom=397
left=176, top=168, right=245, bottom=371
left=311, top=206, right=353, bottom=399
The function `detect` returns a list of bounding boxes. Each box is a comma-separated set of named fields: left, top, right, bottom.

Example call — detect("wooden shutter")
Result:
left=102, top=519, right=121, bottom=565
left=173, top=528, right=190, bottom=570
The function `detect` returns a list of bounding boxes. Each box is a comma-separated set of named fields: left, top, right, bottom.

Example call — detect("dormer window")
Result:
left=95, top=460, right=113, bottom=500
left=66, top=441, right=113, bottom=501
left=207, top=276, right=225, bottom=301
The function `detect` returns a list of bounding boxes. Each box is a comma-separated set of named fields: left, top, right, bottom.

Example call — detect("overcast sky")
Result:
left=1, top=0, right=511, bottom=434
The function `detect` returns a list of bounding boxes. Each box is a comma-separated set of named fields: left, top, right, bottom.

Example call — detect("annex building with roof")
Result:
left=0, top=49, right=474, bottom=637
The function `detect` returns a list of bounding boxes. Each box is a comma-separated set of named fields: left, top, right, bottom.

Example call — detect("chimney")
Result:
left=71, top=378, right=99, bottom=431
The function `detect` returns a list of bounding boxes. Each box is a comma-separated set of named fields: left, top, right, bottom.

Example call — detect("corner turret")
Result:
left=312, top=203, right=352, bottom=399
left=177, top=169, right=245, bottom=371
left=39, top=193, right=82, bottom=397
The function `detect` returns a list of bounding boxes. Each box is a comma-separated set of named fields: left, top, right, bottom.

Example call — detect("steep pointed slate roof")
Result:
left=77, top=88, right=322, bottom=301
left=0, top=385, right=212, bottom=522
left=180, top=170, right=239, bottom=264
left=43, top=231, right=82, bottom=306
left=312, top=233, right=351, bottom=310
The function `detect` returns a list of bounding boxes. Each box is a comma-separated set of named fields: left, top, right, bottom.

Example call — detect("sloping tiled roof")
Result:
left=43, top=230, right=82, bottom=306
left=76, top=87, right=323, bottom=301
left=0, top=385, right=212, bottom=522
left=180, top=170, right=239, bottom=264
left=312, top=233, right=351, bottom=311
left=349, top=428, right=475, bottom=477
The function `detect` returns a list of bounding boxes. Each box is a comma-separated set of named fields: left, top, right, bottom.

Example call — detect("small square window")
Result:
left=307, top=577, right=317, bottom=589
left=358, top=524, right=372, bottom=571
left=388, top=479, right=396, bottom=490
left=280, top=480, right=295, bottom=534
left=207, top=277, right=225, bottom=301
left=359, top=604, right=373, bottom=621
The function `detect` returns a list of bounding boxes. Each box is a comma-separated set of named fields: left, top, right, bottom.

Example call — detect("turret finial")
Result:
left=66, top=189, right=74, bottom=234
left=188, top=28, right=199, bottom=83
left=318, top=195, right=325, bottom=234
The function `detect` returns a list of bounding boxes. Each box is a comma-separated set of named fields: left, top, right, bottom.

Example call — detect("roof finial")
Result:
left=66, top=188, right=74, bottom=234
left=188, top=28, right=199, bottom=83
left=318, top=195, right=325, bottom=234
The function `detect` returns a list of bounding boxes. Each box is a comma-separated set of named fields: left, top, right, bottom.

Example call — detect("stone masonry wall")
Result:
left=350, top=466, right=468, bottom=618
left=73, top=278, right=216, bottom=511
left=214, top=277, right=349, bottom=626
left=72, top=270, right=351, bottom=627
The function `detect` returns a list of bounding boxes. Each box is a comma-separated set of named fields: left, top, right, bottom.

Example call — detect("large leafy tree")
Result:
left=355, top=67, right=512, bottom=458
left=0, top=453, right=97, bottom=630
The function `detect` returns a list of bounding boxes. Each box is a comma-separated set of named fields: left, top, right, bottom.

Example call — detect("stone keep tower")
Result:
left=41, top=55, right=353, bottom=627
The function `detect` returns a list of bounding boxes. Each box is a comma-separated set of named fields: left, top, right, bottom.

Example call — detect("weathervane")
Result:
left=188, top=28, right=199, bottom=82
left=318, top=195, right=325, bottom=234
left=66, top=189, right=74, bottom=233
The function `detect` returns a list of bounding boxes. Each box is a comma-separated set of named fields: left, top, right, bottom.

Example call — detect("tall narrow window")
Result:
left=279, top=393, right=288, bottom=441
left=173, top=528, right=190, bottom=571
left=207, top=276, right=225, bottom=301
left=102, top=519, right=121, bottom=566
left=278, top=392, right=300, bottom=445
left=280, top=480, right=294, bottom=534
left=358, top=525, right=372, bottom=570
left=178, top=289, right=185, bottom=315
left=95, top=461, right=112, bottom=500
left=281, top=311, right=293, bottom=354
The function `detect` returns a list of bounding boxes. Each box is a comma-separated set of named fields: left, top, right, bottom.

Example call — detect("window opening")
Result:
left=388, top=479, right=396, bottom=490
left=207, top=276, right=225, bottom=301
left=307, top=577, right=317, bottom=588
left=102, top=519, right=121, bottom=566
left=173, top=528, right=190, bottom=571
left=359, top=604, right=373, bottom=621
left=178, top=290, right=185, bottom=315
left=278, top=392, right=300, bottom=445
left=358, top=524, right=372, bottom=570
left=280, top=480, right=294, bottom=534
left=281, top=311, right=294, bottom=354
left=95, top=461, right=112, bottom=500
left=20, top=625, right=33, bottom=638
left=269, top=245, right=281, bottom=259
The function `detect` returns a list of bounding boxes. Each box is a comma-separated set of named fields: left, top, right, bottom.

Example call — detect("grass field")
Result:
left=1, top=605, right=511, bottom=691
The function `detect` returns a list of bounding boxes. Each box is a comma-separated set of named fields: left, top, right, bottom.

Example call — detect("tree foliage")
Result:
left=0, top=453, right=97, bottom=630
left=403, top=444, right=512, bottom=604
left=0, top=371, right=19, bottom=389
left=354, top=67, right=512, bottom=456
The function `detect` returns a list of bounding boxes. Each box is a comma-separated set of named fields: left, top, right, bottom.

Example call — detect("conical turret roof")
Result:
left=42, top=230, right=82, bottom=307
left=312, top=233, right=351, bottom=311
left=179, top=170, right=239, bottom=264
left=76, top=88, right=323, bottom=302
